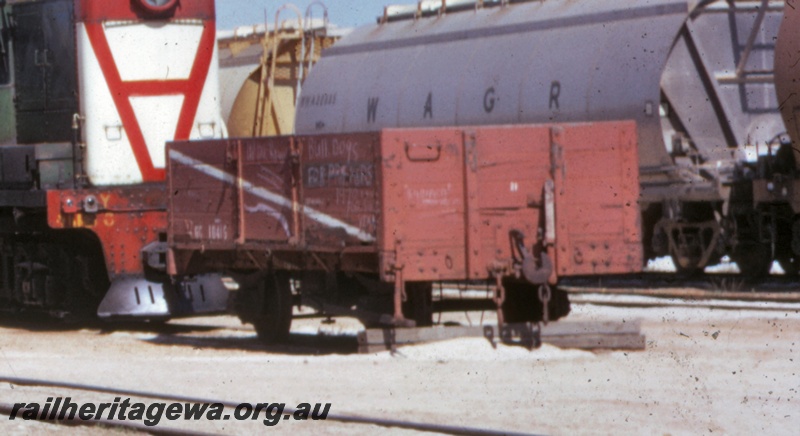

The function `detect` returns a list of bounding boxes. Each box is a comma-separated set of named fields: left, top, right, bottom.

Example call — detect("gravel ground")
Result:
left=0, top=298, right=797, bottom=435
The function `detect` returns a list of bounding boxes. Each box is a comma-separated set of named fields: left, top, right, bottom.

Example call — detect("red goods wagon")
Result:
left=167, top=120, right=641, bottom=340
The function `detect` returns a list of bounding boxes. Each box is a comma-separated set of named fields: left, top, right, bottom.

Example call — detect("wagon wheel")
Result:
left=402, top=281, right=433, bottom=327
left=240, top=272, right=293, bottom=344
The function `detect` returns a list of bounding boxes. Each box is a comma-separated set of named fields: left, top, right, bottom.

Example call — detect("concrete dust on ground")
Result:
left=0, top=298, right=796, bottom=435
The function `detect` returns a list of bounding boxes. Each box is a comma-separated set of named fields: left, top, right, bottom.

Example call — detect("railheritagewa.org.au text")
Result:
left=9, top=397, right=331, bottom=427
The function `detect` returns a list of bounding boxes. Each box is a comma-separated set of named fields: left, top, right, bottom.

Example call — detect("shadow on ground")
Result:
left=0, top=310, right=224, bottom=335
left=144, top=331, right=361, bottom=355
left=0, top=309, right=362, bottom=355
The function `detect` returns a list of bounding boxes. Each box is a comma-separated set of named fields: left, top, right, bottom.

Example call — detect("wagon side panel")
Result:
left=553, top=121, right=642, bottom=276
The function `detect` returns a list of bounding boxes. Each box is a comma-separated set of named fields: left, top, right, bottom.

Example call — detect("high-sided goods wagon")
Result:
left=168, top=121, right=639, bottom=335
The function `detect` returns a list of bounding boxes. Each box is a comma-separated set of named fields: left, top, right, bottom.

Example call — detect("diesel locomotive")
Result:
left=0, top=0, right=228, bottom=318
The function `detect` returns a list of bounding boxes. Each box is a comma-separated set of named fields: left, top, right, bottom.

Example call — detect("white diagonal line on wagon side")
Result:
left=169, top=149, right=376, bottom=243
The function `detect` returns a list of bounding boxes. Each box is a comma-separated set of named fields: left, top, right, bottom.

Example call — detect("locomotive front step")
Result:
left=97, top=274, right=230, bottom=320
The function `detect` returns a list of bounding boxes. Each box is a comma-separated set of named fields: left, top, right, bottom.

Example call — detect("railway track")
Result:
left=4, top=270, right=795, bottom=359
left=430, top=273, right=800, bottom=314
left=561, top=272, right=800, bottom=294
left=560, top=273, right=800, bottom=311
left=566, top=292, right=800, bottom=312
left=0, top=376, right=534, bottom=436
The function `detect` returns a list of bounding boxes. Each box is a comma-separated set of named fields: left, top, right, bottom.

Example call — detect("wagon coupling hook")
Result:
left=509, top=230, right=552, bottom=285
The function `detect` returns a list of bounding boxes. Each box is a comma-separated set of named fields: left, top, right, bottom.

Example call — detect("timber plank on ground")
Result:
left=358, top=321, right=646, bottom=353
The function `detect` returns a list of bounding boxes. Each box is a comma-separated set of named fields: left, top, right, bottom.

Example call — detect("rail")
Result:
left=0, top=376, right=534, bottom=436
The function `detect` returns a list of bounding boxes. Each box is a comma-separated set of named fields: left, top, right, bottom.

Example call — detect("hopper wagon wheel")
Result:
left=777, top=253, right=799, bottom=276
left=240, top=272, right=293, bottom=344
left=733, top=241, right=772, bottom=279
left=667, top=226, right=712, bottom=276
left=670, top=252, right=704, bottom=276
left=778, top=258, right=799, bottom=276
left=776, top=218, right=799, bottom=276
